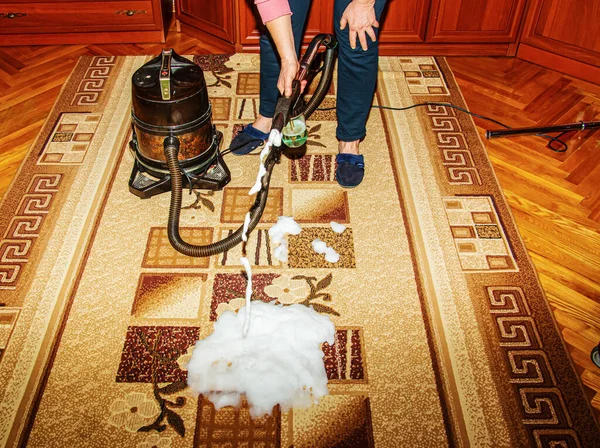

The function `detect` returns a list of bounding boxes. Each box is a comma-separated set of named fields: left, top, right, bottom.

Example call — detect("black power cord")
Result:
left=212, top=100, right=571, bottom=168
left=317, top=101, right=570, bottom=153
left=219, top=137, right=264, bottom=157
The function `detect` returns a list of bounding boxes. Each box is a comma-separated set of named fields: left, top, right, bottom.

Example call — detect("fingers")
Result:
left=358, top=30, right=368, bottom=51
left=277, top=78, right=293, bottom=96
left=349, top=29, right=357, bottom=50
left=366, top=26, right=377, bottom=44
left=284, top=79, right=293, bottom=97
left=340, top=2, right=379, bottom=51
left=351, top=27, right=376, bottom=51
left=300, top=79, right=308, bottom=93
left=282, top=78, right=296, bottom=96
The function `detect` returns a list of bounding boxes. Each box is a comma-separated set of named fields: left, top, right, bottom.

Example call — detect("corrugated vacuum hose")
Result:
left=163, top=136, right=278, bottom=257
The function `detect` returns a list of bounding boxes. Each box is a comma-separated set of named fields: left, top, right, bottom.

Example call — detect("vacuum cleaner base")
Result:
left=128, top=130, right=230, bottom=199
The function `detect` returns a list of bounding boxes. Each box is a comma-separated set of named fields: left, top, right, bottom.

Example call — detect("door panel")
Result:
left=520, top=0, right=600, bottom=66
left=379, top=0, right=431, bottom=43
left=426, top=0, right=527, bottom=43
left=177, top=0, right=235, bottom=44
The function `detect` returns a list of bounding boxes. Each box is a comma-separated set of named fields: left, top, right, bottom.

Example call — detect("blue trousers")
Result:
left=259, top=0, right=388, bottom=142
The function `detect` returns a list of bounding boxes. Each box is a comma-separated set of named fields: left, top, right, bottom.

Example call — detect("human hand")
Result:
left=340, top=0, right=379, bottom=51
left=278, top=57, right=300, bottom=97
left=277, top=58, right=308, bottom=97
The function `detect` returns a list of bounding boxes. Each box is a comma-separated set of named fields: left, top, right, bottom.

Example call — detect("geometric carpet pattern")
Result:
left=0, top=54, right=598, bottom=448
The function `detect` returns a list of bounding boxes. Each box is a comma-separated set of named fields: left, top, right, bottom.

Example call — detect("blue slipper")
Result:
left=335, top=153, right=365, bottom=188
left=230, top=124, right=269, bottom=155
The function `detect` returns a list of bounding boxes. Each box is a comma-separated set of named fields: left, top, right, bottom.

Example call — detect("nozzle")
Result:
left=272, top=113, right=285, bottom=134
left=272, top=79, right=302, bottom=133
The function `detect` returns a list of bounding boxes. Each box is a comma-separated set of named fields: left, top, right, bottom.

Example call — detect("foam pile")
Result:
left=186, top=301, right=335, bottom=418
left=187, top=145, right=337, bottom=419
left=249, top=130, right=281, bottom=195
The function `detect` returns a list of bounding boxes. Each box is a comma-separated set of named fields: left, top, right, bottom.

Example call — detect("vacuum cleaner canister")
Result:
left=129, top=49, right=229, bottom=199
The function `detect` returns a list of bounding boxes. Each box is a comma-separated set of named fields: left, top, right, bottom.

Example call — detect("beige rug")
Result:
left=0, top=54, right=598, bottom=447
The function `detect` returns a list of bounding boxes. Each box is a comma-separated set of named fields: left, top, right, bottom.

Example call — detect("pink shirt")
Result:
left=254, top=0, right=292, bottom=24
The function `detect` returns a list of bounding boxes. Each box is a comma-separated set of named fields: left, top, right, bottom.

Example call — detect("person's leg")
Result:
left=333, top=0, right=387, bottom=186
left=334, top=0, right=387, bottom=144
left=231, top=1, right=311, bottom=154
left=255, top=0, right=312, bottom=130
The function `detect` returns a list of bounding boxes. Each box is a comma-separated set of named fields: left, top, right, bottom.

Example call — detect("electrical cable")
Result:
left=316, top=101, right=570, bottom=152
left=213, top=101, right=570, bottom=166
left=219, top=137, right=264, bottom=157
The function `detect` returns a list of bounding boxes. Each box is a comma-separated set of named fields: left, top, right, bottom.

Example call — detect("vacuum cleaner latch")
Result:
left=159, top=49, right=172, bottom=101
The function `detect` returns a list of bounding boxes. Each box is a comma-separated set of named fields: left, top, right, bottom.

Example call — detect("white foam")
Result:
left=268, top=128, right=282, bottom=147
left=311, top=238, right=327, bottom=254
left=273, top=241, right=289, bottom=262
left=240, top=212, right=254, bottom=337
left=324, top=247, right=340, bottom=263
left=242, top=212, right=251, bottom=242
left=330, top=221, right=346, bottom=234
left=186, top=301, right=335, bottom=418
left=269, top=216, right=302, bottom=262
left=249, top=164, right=267, bottom=195
left=311, top=238, right=340, bottom=263
left=249, top=130, right=281, bottom=196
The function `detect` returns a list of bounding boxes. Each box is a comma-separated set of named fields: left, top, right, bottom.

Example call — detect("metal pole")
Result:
left=486, top=120, right=600, bottom=139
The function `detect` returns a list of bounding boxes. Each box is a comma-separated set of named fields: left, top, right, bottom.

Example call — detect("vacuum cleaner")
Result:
left=129, top=34, right=338, bottom=257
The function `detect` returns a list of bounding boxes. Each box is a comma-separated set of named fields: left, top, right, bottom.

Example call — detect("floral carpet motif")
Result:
left=0, top=54, right=598, bottom=448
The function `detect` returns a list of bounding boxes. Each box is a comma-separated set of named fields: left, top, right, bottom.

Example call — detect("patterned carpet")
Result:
left=0, top=54, right=598, bottom=447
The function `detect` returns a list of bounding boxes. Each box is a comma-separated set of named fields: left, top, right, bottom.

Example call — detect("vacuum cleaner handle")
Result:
left=159, top=49, right=172, bottom=101
left=272, top=33, right=338, bottom=133
left=272, top=80, right=302, bottom=133
left=486, top=120, right=600, bottom=139
left=296, top=33, right=337, bottom=84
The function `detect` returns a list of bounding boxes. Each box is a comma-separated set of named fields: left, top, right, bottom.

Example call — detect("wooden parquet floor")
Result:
left=1, top=30, right=599, bottom=420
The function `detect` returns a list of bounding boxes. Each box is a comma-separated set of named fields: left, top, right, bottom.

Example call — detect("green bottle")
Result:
left=281, top=113, right=308, bottom=148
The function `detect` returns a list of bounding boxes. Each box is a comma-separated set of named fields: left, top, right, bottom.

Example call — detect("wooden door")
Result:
left=176, top=0, right=236, bottom=50
left=519, top=0, right=600, bottom=67
left=378, top=0, right=431, bottom=43
left=238, top=0, right=334, bottom=50
left=426, top=0, right=527, bottom=43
